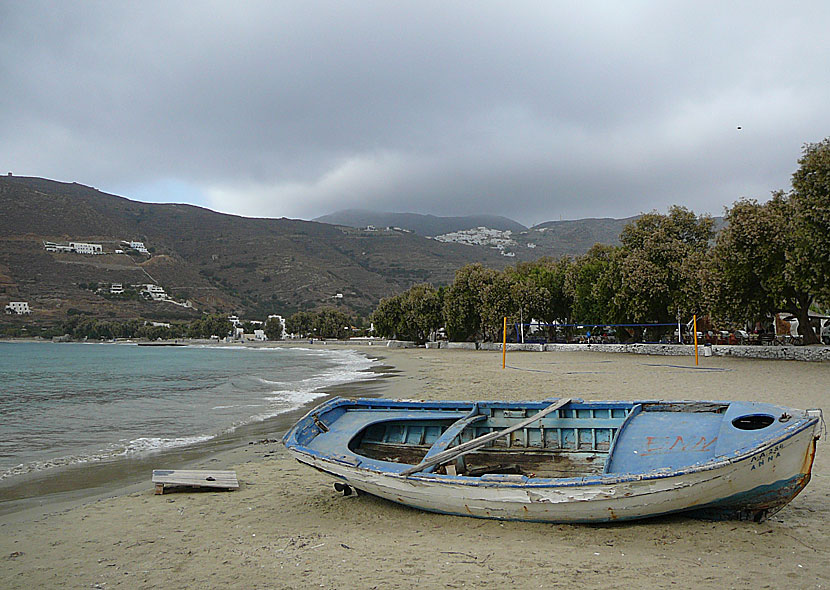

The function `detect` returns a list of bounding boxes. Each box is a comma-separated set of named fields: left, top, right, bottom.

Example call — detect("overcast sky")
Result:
left=2, top=2, right=829, bottom=226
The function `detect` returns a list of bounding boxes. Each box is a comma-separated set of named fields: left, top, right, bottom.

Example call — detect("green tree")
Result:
left=286, top=311, right=314, bottom=338
left=478, top=269, right=515, bottom=341
left=710, top=139, right=830, bottom=344
left=507, top=257, right=573, bottom=340
left=187, top=314, right=233, bottom=339
left=790, top=138, right=830, bottom=313
left=565, top=244, right=620, bottom=324
left=371, top=284, right=443, bottom=343
left=614, top=206, right=713, bottom=327
left=313, top=307, right=352, bottom=339
left=263, top=316, right=284, bottom=340
left=401, top=283, right=443, bottom=344
left=371, top=294, right=404, bottom=339
left=710, top=192, right=821, bottom=343
left=137, top=324, right=173, bottom=340
left=442, top=264, right=489, bottom=341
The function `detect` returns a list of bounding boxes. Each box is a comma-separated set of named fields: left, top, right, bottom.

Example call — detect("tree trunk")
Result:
left=794, top=304, right=819, bottom=345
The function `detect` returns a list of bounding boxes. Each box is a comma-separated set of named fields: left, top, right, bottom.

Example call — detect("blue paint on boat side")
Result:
left=602, top=403, right=642, bottom=473
left=685, top=473, right=811, bottom=520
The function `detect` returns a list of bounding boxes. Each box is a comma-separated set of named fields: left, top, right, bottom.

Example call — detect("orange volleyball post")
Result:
left=502, top=317, right=507, bottom=369
left=693, top=314, right=699, bottom=366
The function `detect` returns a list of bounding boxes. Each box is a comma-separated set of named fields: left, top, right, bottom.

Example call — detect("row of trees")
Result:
left=59, top=314, right=236, bottom=341
left=24, top=306, right=357, bottom=342
left=283, top=307, right=354, bottom=340
left=371, top=139, right=830, bottom=344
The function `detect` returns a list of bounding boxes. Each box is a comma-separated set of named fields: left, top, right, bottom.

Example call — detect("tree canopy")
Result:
left=615, top=206, right=714, bottom=324
left=263, top=316, right=284, bottom=340
left=371, top=283, right=443, bottom=344
left=710, top=138, right=830, bottom=343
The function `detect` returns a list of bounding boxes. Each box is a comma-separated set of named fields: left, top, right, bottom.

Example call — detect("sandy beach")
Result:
left=2, top=347, right=830, bottom=589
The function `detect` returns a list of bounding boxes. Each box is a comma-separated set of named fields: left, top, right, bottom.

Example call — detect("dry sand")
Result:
left=2, top=348, right=829, bottom=589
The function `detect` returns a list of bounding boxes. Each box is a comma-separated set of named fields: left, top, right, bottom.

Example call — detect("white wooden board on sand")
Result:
left=152, top=469, right=239, bottom=494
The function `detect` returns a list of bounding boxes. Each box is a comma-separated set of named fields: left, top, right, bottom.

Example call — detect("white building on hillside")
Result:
left=44, top=241, right=73, bottom=253
left=139, top=284, right=167, bottom=301
left=124, top=241, right=149, bottom=254
left=44, top=241, right=64, bottom=252
left=5, top=301, right=31, bottom=315
left=110, top=283, right=124, bottom=294
left=69, top=242, right=103, bottom=255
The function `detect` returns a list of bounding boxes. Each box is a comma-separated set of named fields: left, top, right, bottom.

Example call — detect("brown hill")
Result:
left=0, top=176, right=513, bottom=322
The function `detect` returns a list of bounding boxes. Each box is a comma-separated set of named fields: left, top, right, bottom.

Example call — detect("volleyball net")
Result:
left=511, top=322, right=682, bottom=344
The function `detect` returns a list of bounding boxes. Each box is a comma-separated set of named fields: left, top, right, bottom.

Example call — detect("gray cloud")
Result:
left=2, top=1, right=829, bottom=225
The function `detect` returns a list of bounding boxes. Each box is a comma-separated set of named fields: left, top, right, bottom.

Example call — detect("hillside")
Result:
left=0, top=176, right=513, bottom=323
left=522, top=216, right=638, bottom=257
left=313, top=209, right=528, bottom=236
left=0, top=176, right=656, bottom=326
left=315, top=209, right=638, bottom=259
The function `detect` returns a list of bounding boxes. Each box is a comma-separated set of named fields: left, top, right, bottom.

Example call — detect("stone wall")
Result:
left=539, top=342, right=830, bottom=361
left=342, top=339, right=830, bottom=361
left=418, top=340, right=829, bottom=361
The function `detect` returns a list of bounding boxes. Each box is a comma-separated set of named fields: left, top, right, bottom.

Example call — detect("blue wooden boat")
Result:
left=283, top=397, right=822, bottom=523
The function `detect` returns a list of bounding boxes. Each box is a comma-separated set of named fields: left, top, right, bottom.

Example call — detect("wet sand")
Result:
left=2, top=348, right=829, bottom=589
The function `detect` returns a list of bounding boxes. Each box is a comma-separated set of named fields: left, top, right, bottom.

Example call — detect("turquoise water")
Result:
left=0, top=342, right=375, bottom=481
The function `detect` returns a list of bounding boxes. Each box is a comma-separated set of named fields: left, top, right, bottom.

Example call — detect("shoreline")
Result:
left=2, top=348, right=829, bottom=589
left=0, top=342, right=397, bottom=523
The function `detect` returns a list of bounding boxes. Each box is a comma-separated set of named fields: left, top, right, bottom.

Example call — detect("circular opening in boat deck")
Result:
left=731, top=414, right=775, bottom=430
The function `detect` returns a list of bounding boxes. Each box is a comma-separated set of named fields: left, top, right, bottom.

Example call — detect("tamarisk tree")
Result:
left=711, top=139, right=830, bottom=344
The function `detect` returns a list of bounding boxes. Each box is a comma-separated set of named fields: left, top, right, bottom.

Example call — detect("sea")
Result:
left=0, top=341, right=378, bottom=505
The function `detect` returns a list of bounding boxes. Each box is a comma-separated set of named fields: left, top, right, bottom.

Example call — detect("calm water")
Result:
left=0, top=342, right=376, bottom=481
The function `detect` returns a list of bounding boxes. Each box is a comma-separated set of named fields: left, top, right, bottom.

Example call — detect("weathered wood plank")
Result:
left=152, top=469, right=239, bottom=494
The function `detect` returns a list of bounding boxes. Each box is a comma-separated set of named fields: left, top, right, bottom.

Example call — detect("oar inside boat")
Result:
left=399, top=398, right=572, bottom=476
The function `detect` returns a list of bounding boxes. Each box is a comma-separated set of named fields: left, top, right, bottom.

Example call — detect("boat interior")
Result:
left=348, top=403, right=633, bottom=478
left=290, top=396, right=805, bottom=481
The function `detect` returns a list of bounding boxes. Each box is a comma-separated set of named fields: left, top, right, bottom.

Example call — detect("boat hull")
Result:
left=288, top=423, right=817, bottom=523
